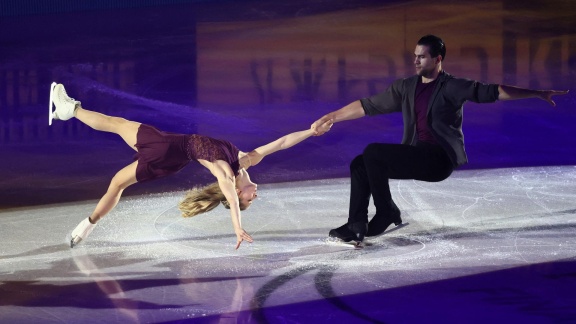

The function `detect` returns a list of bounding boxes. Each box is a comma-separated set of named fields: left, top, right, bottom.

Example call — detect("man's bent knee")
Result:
left=350, top=154, right=364, bottom=170
left=363, top=143, right=385, bottom=160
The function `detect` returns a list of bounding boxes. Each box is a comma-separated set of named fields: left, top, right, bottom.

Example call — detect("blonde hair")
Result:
left=178, top=182, right=248, bottom=217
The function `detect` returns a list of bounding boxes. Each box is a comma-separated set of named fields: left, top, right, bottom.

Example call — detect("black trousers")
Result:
left=348, top=142, right=454, bottom=223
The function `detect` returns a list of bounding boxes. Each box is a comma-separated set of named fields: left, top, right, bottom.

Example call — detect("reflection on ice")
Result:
left=1, top=166, right=575, bottom=322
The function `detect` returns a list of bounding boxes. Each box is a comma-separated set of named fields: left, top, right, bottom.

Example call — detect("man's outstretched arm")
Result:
left=311, top=100, right=366, bottom=135
left=498, top=85, right=569, bottom=107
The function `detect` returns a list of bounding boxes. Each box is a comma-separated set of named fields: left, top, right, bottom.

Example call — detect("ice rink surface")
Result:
left=2, top=0, right=576, bottom=322
left=2, top=166, right=575, bottom=323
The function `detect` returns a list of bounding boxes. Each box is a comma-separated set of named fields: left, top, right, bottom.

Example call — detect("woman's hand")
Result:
left=311, top=116, right=333, bottom=136
left=235, top=227, right=253, bottom=249
left=313, top=119, right=333, bottom=135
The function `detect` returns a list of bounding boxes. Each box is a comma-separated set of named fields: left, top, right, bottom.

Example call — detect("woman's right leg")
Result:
left=70, top=161, right=139, bottom=247
left=89, top=161, right=139, bottom=223
left=75, top=107, right=141, bottom=151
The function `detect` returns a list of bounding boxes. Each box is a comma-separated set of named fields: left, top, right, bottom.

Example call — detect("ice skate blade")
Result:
left=70, top=236, right=82, bottom=248
left=48, top=82, right=57, bottom=125
left=367, top=222, right=409, bottom=238
left=325, top=237, right=369, bottom=249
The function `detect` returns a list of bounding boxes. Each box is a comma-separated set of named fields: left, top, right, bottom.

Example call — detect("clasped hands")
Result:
left=311, top=118, right=333, bottom=136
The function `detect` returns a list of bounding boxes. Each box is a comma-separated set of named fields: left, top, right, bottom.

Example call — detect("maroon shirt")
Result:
left=414, top=77, right=439, bottom=144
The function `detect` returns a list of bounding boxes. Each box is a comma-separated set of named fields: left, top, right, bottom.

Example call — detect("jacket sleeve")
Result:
left=446, top=78, right=500, bottom=104
left=359, top=78, right=405, bottom=116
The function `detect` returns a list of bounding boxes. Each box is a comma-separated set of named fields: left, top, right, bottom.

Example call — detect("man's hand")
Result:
left=234, top=227, right=253, bottom=250
left=539, top=89, right=569, bottom=107
left=311, top=116, right=333, bottom=136
left=310, top=101, right=366, bottom=135
left=499, top=85, right=569, bottom=107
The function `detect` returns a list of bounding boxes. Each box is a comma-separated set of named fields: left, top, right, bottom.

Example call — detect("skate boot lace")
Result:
left=59, top=86, right=78, bottom=105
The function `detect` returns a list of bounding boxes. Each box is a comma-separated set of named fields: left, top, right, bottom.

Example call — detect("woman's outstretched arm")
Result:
left=243, top=120, right=333, bottom=168
left=210, top=161, right=254, bottom=249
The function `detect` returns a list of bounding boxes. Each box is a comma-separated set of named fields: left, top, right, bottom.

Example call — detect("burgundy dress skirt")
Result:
left=133, top=124, right=240, bottom=182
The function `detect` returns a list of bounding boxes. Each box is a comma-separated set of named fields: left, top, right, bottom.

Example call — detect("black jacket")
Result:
left=360, top=71, right=500, bottom=167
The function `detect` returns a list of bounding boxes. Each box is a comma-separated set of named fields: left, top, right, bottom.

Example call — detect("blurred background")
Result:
left=1, top=0, right=575, bottom=209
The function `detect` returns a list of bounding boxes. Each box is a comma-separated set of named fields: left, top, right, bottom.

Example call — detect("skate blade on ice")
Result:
left=48, top=82, right=57, bottom=125
left=325, top=237, right=371, bottom=249
left=65, top=231, right=80, bottom=248
left=66, top=231, right=83, bottom=248
left=70, top=236, right=83, bottom=248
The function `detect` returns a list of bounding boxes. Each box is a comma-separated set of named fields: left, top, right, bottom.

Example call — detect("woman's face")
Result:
left=239, top=183, right=258, bottom=207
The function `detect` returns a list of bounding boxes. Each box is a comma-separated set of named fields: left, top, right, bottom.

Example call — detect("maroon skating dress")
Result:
left=134, top=124, right=240, bottom=182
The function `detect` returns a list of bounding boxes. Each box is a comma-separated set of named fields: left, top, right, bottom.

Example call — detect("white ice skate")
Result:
left=48, top=82, right=80, bottom=125
left=70, top=217, right=96, bottom=248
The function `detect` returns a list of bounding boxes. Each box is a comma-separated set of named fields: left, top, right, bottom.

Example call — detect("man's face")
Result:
left=414, top=45, right=440, bottom=77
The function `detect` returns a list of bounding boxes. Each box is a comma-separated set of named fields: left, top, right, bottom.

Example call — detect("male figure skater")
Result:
left=311, top=34, right=569, bottom=243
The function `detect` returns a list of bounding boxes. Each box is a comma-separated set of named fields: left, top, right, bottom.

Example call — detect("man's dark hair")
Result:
left=417, top=35, right=446, bottom=61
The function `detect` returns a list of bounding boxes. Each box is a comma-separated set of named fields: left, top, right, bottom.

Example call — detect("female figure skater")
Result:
left=48, top=83, right=333, bottom=249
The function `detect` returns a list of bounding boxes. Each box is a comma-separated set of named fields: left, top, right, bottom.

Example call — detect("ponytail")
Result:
left=178, top=181, right=249, bottom=217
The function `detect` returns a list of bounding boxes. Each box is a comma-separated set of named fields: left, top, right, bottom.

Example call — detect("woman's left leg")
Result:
left=50, top=83, right=141, bottom=151
left=75, top=107, right=141, bottom=151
